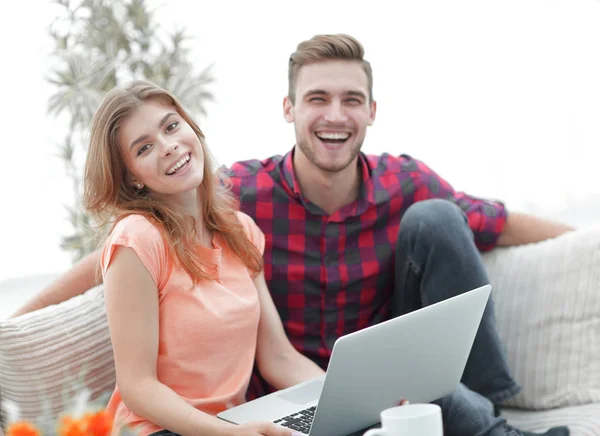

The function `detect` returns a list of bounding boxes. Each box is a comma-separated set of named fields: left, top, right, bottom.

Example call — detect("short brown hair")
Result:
left=288, top=34, right=373, bottom=103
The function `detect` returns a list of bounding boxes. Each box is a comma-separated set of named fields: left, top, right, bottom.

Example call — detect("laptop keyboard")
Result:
left=273, top=406, right=316, bottom=435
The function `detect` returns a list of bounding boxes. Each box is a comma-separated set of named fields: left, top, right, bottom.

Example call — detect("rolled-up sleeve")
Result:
left=411, top=158, right=507, bottom=251
left=453, top=193, right=507, bottom=251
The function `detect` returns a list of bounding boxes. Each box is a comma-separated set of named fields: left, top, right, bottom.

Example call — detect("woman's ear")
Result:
left=127, top=172, right=144, bottom=190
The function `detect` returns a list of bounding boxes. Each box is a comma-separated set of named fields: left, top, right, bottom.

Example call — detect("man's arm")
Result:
left=10, top=250, right=102, bottom=318
left=496, top=211, right=575, bottom=247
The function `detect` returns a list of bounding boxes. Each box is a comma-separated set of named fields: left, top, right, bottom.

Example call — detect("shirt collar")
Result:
left=280, top=147, right=377, bottom=216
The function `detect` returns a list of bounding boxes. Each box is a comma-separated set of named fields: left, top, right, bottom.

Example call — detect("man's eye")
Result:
left=137, top=144, right=151, bottom=156
left=309, top=97, right=325, bottom=102
left=166, top=121, right=179, bottom=132
left=346, top=98, right=362, bottom=104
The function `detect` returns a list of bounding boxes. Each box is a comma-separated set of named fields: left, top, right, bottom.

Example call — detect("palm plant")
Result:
left=47, top=0, right=214, bottom=262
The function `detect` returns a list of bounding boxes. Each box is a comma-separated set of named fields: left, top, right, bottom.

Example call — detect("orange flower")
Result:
left=6, top=422, right=40, bottom=436
left=58, top=416, right=87, bottom=436
left=83, top=411, right=113, bottom=436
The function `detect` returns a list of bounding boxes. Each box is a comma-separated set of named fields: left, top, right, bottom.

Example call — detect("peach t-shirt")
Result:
left=101, top=212, right=264, bottom=436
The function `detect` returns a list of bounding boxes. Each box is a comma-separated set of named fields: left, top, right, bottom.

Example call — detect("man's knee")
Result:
left=400, top=199, right=467, bottom=234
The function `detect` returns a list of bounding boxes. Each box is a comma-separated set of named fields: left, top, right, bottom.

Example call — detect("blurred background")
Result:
left=0, top=0, right=599, bottom=294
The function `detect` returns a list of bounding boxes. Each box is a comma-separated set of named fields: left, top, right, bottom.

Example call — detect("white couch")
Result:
left=481, top=225, right=600, bottom=434
left=1, top=225, right=600, bottom=435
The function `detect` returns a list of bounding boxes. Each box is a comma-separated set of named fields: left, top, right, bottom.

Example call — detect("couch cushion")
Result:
left=0, top=286, right=115, bottom=427
left=482, top=224, right=600, bottom=410
left=502, top=403, right=600, bottom=436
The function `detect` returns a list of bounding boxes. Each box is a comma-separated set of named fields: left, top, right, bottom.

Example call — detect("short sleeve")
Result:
left=235, top=211, right=266, bottom=256
left=101, top=214, right=170, bottom=289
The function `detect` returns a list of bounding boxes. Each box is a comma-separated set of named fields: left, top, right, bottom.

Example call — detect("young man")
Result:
left=14, top=34, right=572, bottom=435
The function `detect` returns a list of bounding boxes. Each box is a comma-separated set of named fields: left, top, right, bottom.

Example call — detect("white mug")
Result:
left=363, top=403, right=443, bottom=436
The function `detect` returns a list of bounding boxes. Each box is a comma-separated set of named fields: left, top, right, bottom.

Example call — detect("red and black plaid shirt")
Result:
left=226, top=148, right=506, bottom=398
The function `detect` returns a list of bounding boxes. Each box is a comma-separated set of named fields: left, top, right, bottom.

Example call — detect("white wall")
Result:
left=0, top=0, right=599, bottom=284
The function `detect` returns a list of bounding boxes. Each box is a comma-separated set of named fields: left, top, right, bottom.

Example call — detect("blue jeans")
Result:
left=394, top=199, right=522, bottom=436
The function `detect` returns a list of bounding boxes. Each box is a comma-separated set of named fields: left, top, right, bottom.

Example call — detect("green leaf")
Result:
left=48, top=0, right=214, bottom=262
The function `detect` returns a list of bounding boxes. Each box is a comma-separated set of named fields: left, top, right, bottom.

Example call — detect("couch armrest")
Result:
left=0, top=286, right=115, bottom=425
left=481, top=225, right=600, bottom=410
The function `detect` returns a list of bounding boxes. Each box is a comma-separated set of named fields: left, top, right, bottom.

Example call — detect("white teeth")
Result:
left=316, top=132, right=350, bottom=140
left=166, top=154, right=190, bottom=175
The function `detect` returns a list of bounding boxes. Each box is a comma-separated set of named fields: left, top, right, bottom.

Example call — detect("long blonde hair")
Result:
left=83, top=80, right=263, bottom=282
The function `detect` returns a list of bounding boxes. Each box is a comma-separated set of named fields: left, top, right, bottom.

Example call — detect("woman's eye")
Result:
left=137, top=144, right=151, bottom=156
left=166, top=121, right=179, bottom=132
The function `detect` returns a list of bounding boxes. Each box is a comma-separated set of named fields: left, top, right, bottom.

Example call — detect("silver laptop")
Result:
left=218, top=284, right=491, bottom=436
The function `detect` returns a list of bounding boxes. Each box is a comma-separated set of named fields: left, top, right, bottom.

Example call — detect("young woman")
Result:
left=83, top=80, right=324, bottom=436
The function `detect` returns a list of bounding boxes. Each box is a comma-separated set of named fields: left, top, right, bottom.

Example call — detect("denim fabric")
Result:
left=393, top=199, right=522, bottom=436
left=434, top=384, right=520, bottom=436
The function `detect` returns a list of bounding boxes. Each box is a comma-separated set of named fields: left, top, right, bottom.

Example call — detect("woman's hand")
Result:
left=231, top=421, right=303, bottom=436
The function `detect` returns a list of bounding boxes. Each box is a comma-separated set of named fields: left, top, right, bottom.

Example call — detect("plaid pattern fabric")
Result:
left=226, top=148, right=507, bottom=398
